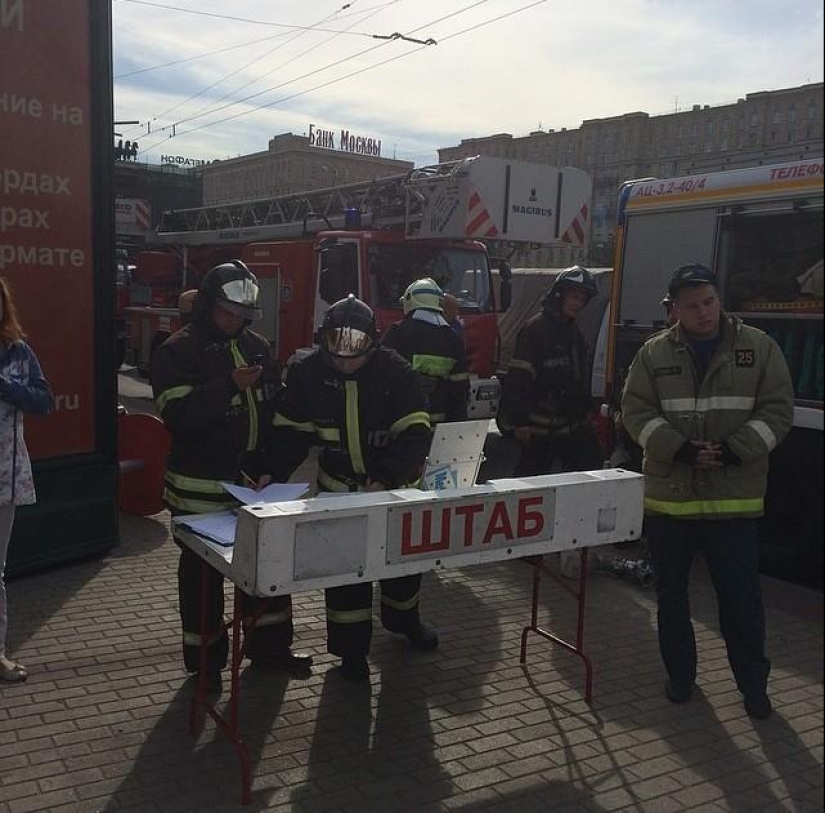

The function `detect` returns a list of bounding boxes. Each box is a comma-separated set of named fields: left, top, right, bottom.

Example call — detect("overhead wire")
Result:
left=114, top=0, right=376, bottom=35
left=158, top=0, right=487, bottom=131
left=171, top=0, right=403, bottom=134
left=114, top=2, right=392, bottom=80
left=137, top=0, right=546, bottom=155
left=118, top=2, right=382, bottom=138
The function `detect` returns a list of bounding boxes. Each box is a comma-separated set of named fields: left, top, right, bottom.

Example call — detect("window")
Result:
left=719, top=207, right=824, bottom=401
left=368, top=243, right=491, bottom=311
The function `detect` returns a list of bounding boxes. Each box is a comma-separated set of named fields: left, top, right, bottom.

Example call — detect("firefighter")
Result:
left=621, top=264, right=794, bottom=719
left=501, top=265, right=603, bottom=476
left=381, top=278, right=470, bottom=424
left=151, top=261, right=311, bottom=684
left=251, top=295, right=437, bottom=682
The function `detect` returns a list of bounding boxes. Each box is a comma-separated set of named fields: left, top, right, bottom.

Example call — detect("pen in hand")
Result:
left=240, top=471, right=272, bottom=491
left=240, top=470, right=258, bottom=489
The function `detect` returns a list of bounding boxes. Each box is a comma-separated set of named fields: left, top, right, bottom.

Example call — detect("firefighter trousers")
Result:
left=325, top=574, right=423, bottom=660
left=175, top=541, right=295, bottom=673
left=514, top=423, right=603, bottom=477
left=647, top=517, right=770, bottom=700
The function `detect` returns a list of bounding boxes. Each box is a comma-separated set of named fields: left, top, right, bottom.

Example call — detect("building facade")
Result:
left=439, top=83, right=824, bottom=266
left=113, top=160, right=202, bottom=251
left=201, top=132, right=413, bottom=205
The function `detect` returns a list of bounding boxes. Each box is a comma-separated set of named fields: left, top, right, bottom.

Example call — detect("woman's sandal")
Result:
left=0, top=660, right=28, bottom=683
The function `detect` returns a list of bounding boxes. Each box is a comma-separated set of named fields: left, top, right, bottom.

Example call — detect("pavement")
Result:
left=1, top=515, right=822, bottom=813
left=0, top=372, right=819, bottom=812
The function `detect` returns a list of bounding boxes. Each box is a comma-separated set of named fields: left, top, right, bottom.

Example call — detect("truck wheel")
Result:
left=758, top=428, right=824, bottom=585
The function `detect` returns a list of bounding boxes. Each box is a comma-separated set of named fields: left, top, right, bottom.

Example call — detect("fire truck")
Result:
left=606, top=158, right=824, bottom=580
left=124, top=156, right=592, bottom=413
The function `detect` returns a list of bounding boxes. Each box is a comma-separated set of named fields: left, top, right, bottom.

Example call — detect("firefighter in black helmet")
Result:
left=501, top=265, right=604, bottom=476
left=249, top=294, right=437, bottom=682
left=152, top=260, right=311, bottom=684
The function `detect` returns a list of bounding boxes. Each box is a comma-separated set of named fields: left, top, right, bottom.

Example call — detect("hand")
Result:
left=692, top=442, right=724, bottom=469
left=254, top=474, right=272, bottom=490
left=514, top=426, right=533, bottom=446
left=240, top=470, right=271, bottom=490
left=365, top=478, right=387, bottom=492
left=231, top=364, right=262, bottom=391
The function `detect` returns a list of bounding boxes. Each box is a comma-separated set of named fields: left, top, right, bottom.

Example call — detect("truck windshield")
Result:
left=367, top=243, right=491, bottom=311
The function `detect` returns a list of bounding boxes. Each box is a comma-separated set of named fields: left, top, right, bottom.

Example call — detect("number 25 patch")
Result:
left=736, top=349, right=755, bottom=367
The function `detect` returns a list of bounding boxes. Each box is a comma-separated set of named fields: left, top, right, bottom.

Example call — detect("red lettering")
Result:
left=401, top=508, right=450, bottom=556
left=483, top=501, right=514, bottom=544
left=517, top=496, right=545, bottom=538
left=455, top=503, right=484, bottom=546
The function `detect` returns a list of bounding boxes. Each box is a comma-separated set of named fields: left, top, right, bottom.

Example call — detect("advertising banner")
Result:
left=1, top=0, right=96, bottom=457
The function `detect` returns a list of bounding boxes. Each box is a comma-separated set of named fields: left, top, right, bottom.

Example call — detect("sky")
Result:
left=112, top=0, right=825, bottom=168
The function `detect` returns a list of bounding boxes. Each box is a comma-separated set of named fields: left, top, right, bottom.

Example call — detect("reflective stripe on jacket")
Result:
left=267, top=347, right=431, bottom=490
left=500, top=307, right=592, bottom=433
left=151, top=321, right=280, bottom=514
left=381, top=316, right=469, bottom=423
left=621, top=314, right=794, bottom=519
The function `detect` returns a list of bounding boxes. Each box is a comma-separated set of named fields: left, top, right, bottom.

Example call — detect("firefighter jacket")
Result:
left=265, top=348, right=431, bottom=492
left=501, top=307, right=593, bottom=435
left=381, top=313, right=470, bottom=423
left=151, top=321, right=280, bottom=513
left=621, top=313, right=794, bottom=520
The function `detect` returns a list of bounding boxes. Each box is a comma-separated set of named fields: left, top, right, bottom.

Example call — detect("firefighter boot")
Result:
left=250, top=649, right=314, bottom=675
left=406, top=622, right=439, bottom=652
left=339, top=656, right=370, bottom=683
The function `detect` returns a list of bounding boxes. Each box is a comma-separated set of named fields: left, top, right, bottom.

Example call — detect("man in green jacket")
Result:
left=622, top=264, right=794, bottom=720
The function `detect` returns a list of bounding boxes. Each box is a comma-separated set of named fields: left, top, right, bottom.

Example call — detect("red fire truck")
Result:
left=606, top=158, right=824, bottom=580
left=125, top=156, right=593, bottom=413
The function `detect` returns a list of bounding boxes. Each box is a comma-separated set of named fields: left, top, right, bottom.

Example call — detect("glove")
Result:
left=718, top=442, right=741, bottom=466
left=673, top=441, right=700, bottom=466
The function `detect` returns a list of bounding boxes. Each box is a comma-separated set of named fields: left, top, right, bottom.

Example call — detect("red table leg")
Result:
left=519, top=549, right=594, bottom=704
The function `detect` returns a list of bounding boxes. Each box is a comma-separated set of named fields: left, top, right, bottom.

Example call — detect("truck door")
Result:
left=613, top=208, right=718, bottom=386
left=314, top=239, right=360, bottom=335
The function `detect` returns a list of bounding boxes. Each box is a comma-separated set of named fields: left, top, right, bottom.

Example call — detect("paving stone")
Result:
left=1, top=509, right=821, bottom=812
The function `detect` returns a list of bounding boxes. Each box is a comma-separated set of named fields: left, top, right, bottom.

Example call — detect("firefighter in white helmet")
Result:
left=382, top=278, right=470, bottom=424
left=152, top=261, right=311, bottom=684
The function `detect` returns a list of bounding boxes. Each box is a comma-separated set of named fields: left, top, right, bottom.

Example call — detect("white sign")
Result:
left=115, top=198, right=151, bottom=234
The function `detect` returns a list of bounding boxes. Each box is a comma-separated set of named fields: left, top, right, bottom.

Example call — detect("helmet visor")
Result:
left=217, top=278, right=261, bottom=320
left=322, top=326, right=374, bottom=357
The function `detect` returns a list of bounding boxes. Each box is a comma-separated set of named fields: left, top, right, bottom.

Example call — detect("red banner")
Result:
left=1, top=1, right=96, bottom=457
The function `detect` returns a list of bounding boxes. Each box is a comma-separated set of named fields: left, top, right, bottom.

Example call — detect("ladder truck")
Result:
left=605, top=158, right=823, bottom=581
left=125, top=156, right=592, bottom=416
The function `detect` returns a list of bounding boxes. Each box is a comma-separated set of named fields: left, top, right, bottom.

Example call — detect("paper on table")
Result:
left=179, top=511, right=237, bottom=547
left=220, top=482, right=310, bottom=505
